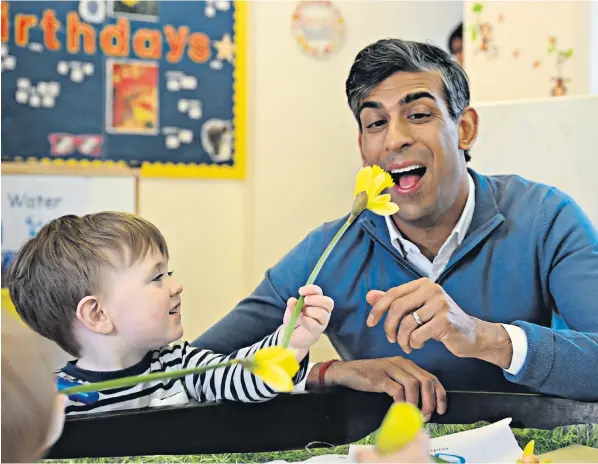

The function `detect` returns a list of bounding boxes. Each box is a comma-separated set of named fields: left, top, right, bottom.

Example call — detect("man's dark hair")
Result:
left=345, top=38, right=471, bottom=162
left=448, top=22, right=463, bottom=54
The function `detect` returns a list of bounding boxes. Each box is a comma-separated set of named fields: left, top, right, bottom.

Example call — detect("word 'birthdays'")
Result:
left=1, top=3, right=211, bottom=64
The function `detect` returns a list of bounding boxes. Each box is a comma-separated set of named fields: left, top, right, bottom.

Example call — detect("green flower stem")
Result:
left=60, top=360, right=238, bottom=395
left=281, top=213, right=358, bottom=348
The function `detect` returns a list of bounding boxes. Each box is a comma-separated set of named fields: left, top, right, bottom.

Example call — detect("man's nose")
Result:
left=384, top=118, right=413, bottom=154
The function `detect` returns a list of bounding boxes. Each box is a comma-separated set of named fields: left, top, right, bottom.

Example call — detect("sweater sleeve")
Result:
left=504, top=189, right=598, bottom=400
left=181, top=327, right=310, bottom=403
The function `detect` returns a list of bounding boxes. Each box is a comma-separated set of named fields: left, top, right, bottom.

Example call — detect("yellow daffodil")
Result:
left=523, top=441, right=536, bottom=458
left=281, top=165, right=399, bottom=347
left=376, top=402, right=424, bottom=455
left=516, top=440, right=551, bottom=464
left=241, top=346, right=300, bottom=392
left=353, top=165, right=399, bottom=216
left=59, top=346, right=298, bottom=397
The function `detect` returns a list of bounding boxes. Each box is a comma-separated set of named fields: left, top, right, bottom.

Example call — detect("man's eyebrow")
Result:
left=400, top=91, right=437, bottom=105
left=358, top=100, right=380, bottom=117
left=358, top=91, right=437, bottom=117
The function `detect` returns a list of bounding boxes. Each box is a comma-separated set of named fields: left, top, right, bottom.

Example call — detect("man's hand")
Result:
left=309, top=357, right=447, bottom=420
left=366, top=278, right=513, bottom=368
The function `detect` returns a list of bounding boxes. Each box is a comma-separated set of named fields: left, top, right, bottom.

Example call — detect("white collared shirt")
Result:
left=384, top=173, right=527, bottom=376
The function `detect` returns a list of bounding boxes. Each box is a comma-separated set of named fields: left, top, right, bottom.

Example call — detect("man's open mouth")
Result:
left=169, top=304, right=180, bottom=315
left=390, top=165, right=427, bottom=192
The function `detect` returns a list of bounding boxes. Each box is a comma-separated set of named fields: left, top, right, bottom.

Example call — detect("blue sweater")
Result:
left=195, top=170, right=598, bottom=401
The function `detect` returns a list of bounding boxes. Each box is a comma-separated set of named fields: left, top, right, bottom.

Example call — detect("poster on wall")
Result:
left=0, top=0, right=247, bottom=179
left=1, top=175, right=92, bottom=285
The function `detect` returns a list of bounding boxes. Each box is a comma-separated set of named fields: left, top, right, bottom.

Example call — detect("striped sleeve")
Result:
left=181, top=326, right=309, bottom=403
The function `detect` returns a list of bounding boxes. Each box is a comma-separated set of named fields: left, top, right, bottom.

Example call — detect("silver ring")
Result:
left=411, top=311, right=423, bottom=326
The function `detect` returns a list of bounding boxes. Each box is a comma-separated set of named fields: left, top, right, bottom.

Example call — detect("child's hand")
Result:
left=355, top=431, right=431, bottom=463
left=284, top=285, right=334, bottom=351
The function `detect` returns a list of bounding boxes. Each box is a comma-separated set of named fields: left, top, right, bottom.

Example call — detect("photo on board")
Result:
left=109, top=0, right=159, bottom=22
left=105, top=60, right=159, bottom=135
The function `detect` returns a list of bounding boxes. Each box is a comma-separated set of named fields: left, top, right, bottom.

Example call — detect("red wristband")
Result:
left=318, top=360, right=338, bottom=387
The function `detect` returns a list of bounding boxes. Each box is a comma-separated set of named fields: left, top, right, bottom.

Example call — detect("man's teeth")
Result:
left=391, top=165, right=425, bottom=174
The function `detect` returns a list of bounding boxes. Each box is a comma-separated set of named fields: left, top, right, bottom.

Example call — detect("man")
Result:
left=195, top=39, right=598, bottom=417
left=448, top=23, right=463, bottom=66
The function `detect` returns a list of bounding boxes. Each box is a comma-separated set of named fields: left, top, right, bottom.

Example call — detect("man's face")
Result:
left=357, top=71, right=472, bottom=227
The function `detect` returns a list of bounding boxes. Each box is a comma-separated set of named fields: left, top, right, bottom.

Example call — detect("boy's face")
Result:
left=102, top=248, right=184, bottom=350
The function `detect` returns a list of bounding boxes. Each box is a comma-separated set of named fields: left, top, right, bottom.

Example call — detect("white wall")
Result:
left=249, top=0, right=464, bottom=288
left=590, top=0, right=598, bottom=94
left=139, top=1, right=464, bottom=359
left=470, top=95, right=598, bottom=225
left=464, top=1, right=592, bottom=102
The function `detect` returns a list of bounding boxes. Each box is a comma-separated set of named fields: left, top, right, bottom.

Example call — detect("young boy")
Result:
left=7, top=212, right=334, bottom=416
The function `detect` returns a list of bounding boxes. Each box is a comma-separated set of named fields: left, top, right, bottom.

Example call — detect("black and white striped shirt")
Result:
left=58, top=327, right=309, bottom=415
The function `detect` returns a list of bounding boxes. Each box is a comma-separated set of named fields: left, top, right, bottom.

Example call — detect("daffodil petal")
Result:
left=376, top=402, right=424, bottom=455
left=368, top=172, right=389, bottom=199
left=254, top=345, right=289, bottom=362
left=368, top=167, right=395, bottom=199
left=253, top=346, right=300, bottom=378
left=371, top=165, right=386, bottom=179
left=368, top=195, right=399, bottom=216
left=278, top=354, right=300, bottom=377
left=370, top=193, right=392, bottom=204
left=354, top=166, right=372, bottom=198
left=253, top=365, right=294, bottom=392
left=523, top=440, right=535, bottom=457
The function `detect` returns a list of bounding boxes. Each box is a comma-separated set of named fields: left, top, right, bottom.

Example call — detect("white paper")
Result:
left=349, top=418, right=523, bottom=464
left=268, top=456, right=352, bottom=464
left=266, top=418, right=523, bottom=464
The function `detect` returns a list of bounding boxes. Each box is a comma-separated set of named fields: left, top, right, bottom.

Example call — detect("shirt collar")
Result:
left=385, top=173, right=476, bottom=256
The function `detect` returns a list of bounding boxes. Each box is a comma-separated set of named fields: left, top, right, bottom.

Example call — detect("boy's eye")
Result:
left=152, top=271, right=173, bottom=282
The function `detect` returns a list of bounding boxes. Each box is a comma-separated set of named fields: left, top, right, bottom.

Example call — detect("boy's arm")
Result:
left=180, top=326, right=310, bottom=403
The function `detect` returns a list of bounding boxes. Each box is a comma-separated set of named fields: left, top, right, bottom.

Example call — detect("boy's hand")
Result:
left=283, top=285, right=334, bottom=351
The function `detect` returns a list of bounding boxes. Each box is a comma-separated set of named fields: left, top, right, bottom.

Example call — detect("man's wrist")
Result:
left=306, top=360, right=341, bottom=389
left=475, top=320, right=513, bottom=369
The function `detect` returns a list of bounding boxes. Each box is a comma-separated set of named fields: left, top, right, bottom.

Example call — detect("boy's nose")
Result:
left=170, top=279, right=183, bottom=296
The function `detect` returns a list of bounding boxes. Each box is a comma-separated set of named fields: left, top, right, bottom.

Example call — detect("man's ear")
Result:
left=358, top=132, right=367, bottom=167
left=458, top=106, right=479, bottom=152
left=75, top=296, right=114, bottom=335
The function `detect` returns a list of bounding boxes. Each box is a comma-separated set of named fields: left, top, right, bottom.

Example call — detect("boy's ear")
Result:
left=75, top=296, right=114, bottom=335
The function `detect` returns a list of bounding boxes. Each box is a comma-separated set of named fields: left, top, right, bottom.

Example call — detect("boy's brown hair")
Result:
left=1, top=309, right=65, bottom=462
left=6, top=212, right=169, bottom=357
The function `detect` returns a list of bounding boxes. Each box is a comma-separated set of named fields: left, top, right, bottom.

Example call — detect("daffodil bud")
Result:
left=351, top=191, right=368, bottom=216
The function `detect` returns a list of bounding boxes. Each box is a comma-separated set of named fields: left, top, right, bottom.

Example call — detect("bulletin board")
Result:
left=0, top=0, right=247, bottom=179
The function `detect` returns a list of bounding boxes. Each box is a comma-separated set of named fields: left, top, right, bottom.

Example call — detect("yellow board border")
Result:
left=1, top=2, right=248, bottom=180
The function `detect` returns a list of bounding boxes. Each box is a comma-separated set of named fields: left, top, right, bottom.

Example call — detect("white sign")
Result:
left=265, top=418, right=524, bottom=464
left=1, top=175, right=91, bottom=274
left=349, top=418, right=523, bottom=464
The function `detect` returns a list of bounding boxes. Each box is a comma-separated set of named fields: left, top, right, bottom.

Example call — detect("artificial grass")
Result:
left=45, top=423, right=596, bottom=463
